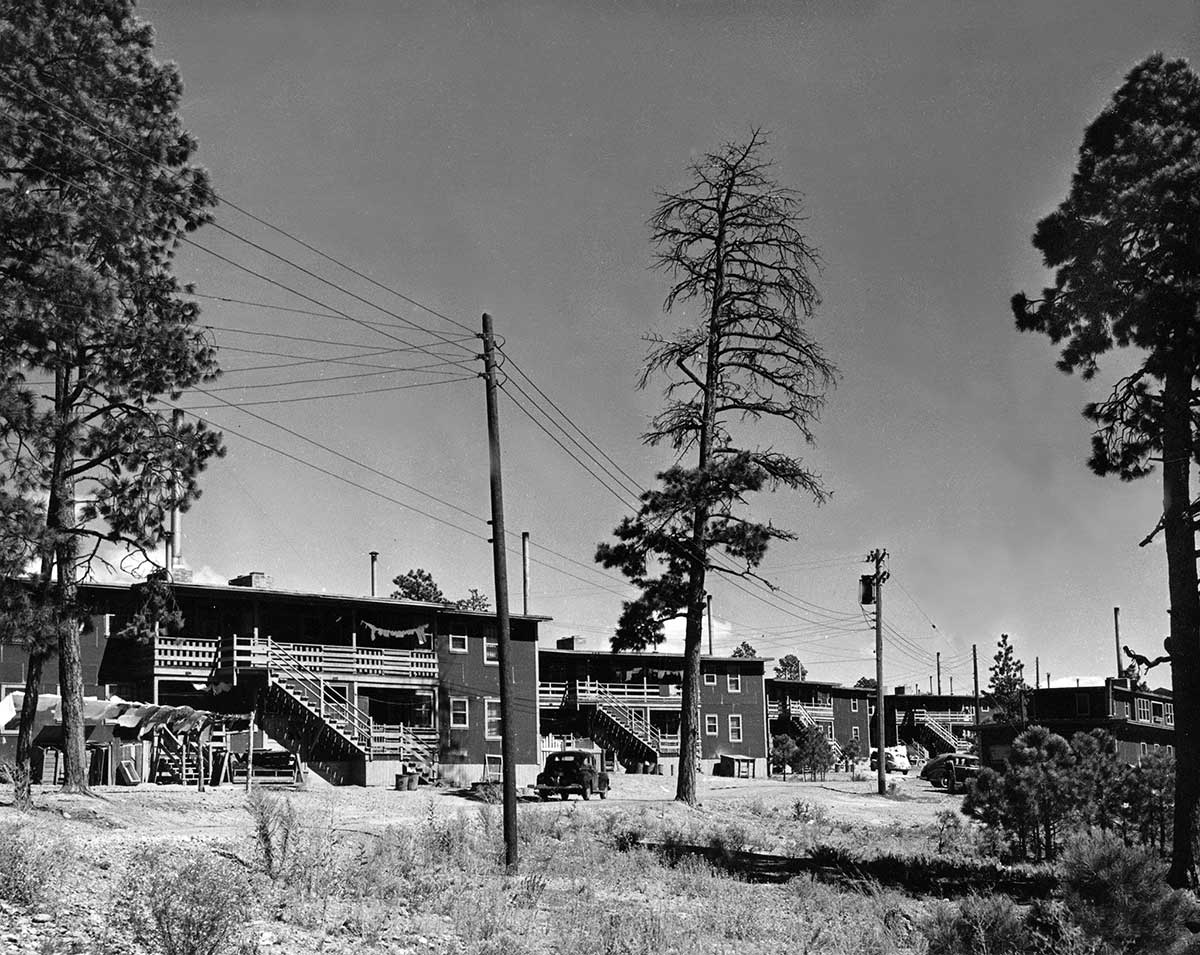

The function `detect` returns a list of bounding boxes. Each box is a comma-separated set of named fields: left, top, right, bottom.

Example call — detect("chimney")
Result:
left=369, top=551, right=379, bottom=597
left=556, top=635, right=578, bottom=650
left=228, top=572, right=273, bottom=590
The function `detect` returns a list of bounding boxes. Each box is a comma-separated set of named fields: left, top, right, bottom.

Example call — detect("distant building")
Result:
left=764, top=678, right=872, bottom=758
left=537, top=647, right=768, bottom=778
left=883, top=688, right=994, bottom=755
left=979, top=678, right=1175, bottom=767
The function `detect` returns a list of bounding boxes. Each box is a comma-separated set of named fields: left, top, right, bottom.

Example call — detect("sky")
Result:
left=107, top=0, right=1199, bottom=692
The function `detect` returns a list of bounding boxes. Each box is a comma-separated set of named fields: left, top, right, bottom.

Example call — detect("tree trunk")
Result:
left=49, top=364, right=89, bottom=795
left=1163, top=364, right=1200, bottom=888
left=12, top=649, right=46, bottom=811
left=675, top=588, right=705, bottom=806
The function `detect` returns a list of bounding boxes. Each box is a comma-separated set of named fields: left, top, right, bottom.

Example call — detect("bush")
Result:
left=115, top=846, right=252, bottom=955
left=1059, top=835, right=1200, bottom=955
left=922, top=894, right=1029, bottom=955
left=246, top=787, right=303, bottom=880
left=0, top=822, right=58, bottom=905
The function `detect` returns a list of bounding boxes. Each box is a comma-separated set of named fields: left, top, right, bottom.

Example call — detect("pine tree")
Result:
left=986, top=633, right=1028, bottom=724
left=596, top=131, right=836, bottom=806
left=1011, top=54, right=1200, bottom=884
left=0, top=0, right=223, bottom=805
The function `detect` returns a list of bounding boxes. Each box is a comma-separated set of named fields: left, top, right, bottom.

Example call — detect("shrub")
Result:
left=0, top=822, right=57, bottom=905
left=115, top=846, right=252, bottom=955
left=1059, top=835, right=1200, bottom=955
left=246, top=787, right=302, bottom=880
left=921, top=894, right=1028, bottom=955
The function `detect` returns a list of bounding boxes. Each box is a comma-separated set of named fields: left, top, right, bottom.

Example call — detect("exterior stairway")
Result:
left=912, top=709, right=972, bottom=754
left=783, top=701, right=844, bottom=761
left=150, top=725, right=204, bottom=785
left=255, top=637, right=438, bottom=780
left=580, top=687, right=662, bottom=766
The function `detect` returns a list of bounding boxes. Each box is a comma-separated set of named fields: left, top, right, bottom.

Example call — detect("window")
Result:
left=981, top=704, right=990, bottom=713
left=851, top=726, right=861, bottom=741
left=485, top=699, right=501, bottom=739
left=0, top=683, right=19, bottom=735
left=1075, top=693, right=1090, bottom=717
left=485, top=754, right=502, bottom=782
left=1168, top=744, right=1175, bottom=756
left=727, top=673, right=741, bottom=693
left=1166, top=703, right=1175, bottom=726
left=449, top=632, right=468, bottom=654
left=850, top=698, right=859, bottom=712
left=1136, top=698, right=1151, bottom=722
left=728, top=715, right=743, bottom=742
left=703, top=672, right=717, bottom=686
left=1140, top=742, right=1149, bottom=757
left=450, top=698, right=469, bottom=729
left=1152, top=701, right=1165, bottom=725
left=826, top=724, right=835, bottom=740
left=705, top=714, right=718, bottom=736
left=1153, top=743, right=1161, bottom=753
left=484, top=634, right=499, bottom=665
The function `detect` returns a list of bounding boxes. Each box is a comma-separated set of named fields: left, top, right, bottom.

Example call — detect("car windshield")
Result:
left=549, top=755, right=583, bottom=766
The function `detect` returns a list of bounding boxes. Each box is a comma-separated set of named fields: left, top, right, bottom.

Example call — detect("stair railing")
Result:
left=260, top=636, right=374, bottom=753
left=590, top=684, right=663, bottom=754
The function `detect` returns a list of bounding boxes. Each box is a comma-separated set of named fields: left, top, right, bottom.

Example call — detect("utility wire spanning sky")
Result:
left=107, top=0, right=1198, bottom=690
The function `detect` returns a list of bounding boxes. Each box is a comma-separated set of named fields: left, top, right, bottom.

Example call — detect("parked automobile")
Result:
left=535, top=750, right=610, bottom=801
left=920, top=753, right=981, bottom=793
left=868, top=746, right=911, bottom=775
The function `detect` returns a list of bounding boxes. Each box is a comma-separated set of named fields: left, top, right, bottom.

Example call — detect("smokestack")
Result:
left=1114, top=606, right=1122, bottom=678
left=521, top=532, right=530, bottom=615
left=369, top=551, right=379, bottom=597
left=166, top=409, right=192, bottom=582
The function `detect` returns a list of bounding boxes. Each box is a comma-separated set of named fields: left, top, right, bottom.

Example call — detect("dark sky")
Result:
left=129, top=0, right=1197, bottom=690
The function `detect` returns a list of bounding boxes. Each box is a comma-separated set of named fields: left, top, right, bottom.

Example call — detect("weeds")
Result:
left=0, top=821, right=58, bottom=905
left=115, top=846, right=252, bottom=955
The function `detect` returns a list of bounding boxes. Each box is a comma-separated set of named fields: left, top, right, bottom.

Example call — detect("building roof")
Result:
left=78, top=580, right=553, bottom=623
left=537, top=646, right=767, bottom=666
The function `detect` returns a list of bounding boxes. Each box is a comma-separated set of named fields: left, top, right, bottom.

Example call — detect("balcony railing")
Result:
left=538, top=679, right=682, bottom=707
left=767, top=699, right=834, bottom=721
left=153, top=634, right=437, bottom=681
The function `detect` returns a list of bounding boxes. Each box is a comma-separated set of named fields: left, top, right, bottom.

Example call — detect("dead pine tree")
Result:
left=0, top=0, right=224, bottom=804
left=1012, top=55, right=1200, bottom=886
left=596, top=130, right=836, bottom=806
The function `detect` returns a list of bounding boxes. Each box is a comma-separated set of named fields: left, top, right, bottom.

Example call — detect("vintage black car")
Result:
left=920, top=752, right=981, bottom=793
left=535, top=750, right=610, bottom=801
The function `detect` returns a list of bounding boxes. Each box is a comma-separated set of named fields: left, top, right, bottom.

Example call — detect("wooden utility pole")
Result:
left=868, top=548, right=888, bottom=795
left=481, top=313, right=519, bottom=874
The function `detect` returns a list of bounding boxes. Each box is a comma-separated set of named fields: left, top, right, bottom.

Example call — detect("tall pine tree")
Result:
left=0, top=0, right=223, bottom=805
left=1012, top=54, right=1200, bottom=885
left=597, top=131, right=836, bottom=805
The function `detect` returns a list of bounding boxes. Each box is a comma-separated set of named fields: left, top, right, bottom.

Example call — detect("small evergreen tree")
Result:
left=987, top=633, right=1029, bottom=724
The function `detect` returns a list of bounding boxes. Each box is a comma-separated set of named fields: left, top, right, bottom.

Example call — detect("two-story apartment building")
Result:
left=0, top=574, right=546, bottom=787
left=764, top=678, right=872, bottom=759
left=979, top=678, right=1176, bottom=767
left=537, top=643, right=768, bottom=777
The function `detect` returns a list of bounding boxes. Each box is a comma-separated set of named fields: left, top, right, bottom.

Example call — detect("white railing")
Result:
left=217, top=634, right=437, bottom=680
left=539, top=680, right=683, bottom=707
left=767, top=699, right=834, bottom=722
left=153, top=636, right=220, bottom=673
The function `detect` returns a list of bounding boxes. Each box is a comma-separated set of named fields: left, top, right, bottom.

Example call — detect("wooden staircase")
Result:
left=783, top=702, right=844, bottom=761
left=256, top=637, right=438, bottom=779
left=581, top=687, right=662, bottom=766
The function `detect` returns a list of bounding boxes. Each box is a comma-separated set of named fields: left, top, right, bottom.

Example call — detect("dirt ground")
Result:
left=1, top=767, right=956, bottom=841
